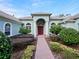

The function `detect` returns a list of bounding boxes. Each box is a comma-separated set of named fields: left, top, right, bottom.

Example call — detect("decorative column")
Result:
left=45, top=21, right=49, bottom=37
left=24, top=23, right=26, bottom=28
left=34, top=21, right=37, bottom=37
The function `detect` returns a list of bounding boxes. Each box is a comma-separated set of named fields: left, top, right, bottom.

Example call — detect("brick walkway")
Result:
left=35, top=35, right=55, bottom=59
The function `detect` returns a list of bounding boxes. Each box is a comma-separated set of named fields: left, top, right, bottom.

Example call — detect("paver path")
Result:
left=35, top=35, right=55, bottom=59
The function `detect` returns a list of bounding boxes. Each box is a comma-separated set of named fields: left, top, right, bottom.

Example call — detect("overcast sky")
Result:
left=0, top=0, right=79, bottom=17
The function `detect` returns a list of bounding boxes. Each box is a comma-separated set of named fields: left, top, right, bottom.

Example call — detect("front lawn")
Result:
left=50, top=42, right=79, bottom=59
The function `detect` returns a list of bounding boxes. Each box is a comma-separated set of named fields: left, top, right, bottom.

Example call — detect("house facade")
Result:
left=0, top=11, right=21, bottom=36
left=0, top=11, right=79, bottom=37
left=19, top=12, right=79, bottom=37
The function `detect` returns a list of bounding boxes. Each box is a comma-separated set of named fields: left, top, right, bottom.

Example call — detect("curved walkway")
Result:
left=35, top=35, right=55, bottom=59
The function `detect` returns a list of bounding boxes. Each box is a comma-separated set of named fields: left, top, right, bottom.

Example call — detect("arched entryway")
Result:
left=36, top=19, right=45, bottom=35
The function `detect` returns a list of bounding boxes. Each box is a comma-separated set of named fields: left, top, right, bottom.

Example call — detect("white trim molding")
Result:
left=3, top=22, right=12, bottom=36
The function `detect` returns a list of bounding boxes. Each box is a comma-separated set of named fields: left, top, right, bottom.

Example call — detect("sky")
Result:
left=0, top=0, right=79, bottom=17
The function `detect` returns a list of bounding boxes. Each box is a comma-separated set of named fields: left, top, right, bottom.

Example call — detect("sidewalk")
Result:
left=35, top=35, right=55, bottom=59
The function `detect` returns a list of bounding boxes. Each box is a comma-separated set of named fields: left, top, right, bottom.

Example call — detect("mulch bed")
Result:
left=11, top=45, right=27, bottom=59
left=49, top=34, right=79, bottom=59
left=10, top=34, right=36, bottom=59
left=69, top=45, right=79, bottom=50
left=50, top=35, right=79, bottom=50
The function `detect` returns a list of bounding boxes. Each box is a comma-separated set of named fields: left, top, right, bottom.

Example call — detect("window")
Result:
left=26, top=23, right=31, bottom=30
left=51, top=23, right=55, bottom=27
left=51, top=23, right=55, bottom=25
left=21, top=23, right=24, bottom=27
left=78, top=23, right=79, bottom=30
left=58, top=23, right=61, bottom=25
left=5, top=23, right=11, bottom=36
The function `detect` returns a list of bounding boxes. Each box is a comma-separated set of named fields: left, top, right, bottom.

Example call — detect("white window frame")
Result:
left=3, top=22, right=12, bottom=36
left=26, top=23, right=31, bottom=30
left=78, top=23, right=79, bottom=31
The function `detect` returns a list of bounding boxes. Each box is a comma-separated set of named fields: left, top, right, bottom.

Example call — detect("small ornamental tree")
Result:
left=59, top=28, right=79, bottom=45
left=0, top=31, right=12, bottom=59
left=19, top=27, right=31, bottom=34
left=50, top=25, right=64, bottom=35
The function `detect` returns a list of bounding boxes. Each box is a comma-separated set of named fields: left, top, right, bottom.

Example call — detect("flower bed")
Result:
left=11, top=34, right=36, bottom=59
left=22, top=45, right=35, bottom=59
left=10, top=34, right=36, bottom=46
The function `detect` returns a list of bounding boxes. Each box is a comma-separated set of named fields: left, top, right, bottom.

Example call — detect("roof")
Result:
left=72, top=13, right=79, bottom=19
left=50, top=16, right=66, bottom=20
left=0, top=11, right=21, bottom=23
left=18, top=12, right=79, bottom=21
left=31, top=12, right=52, bottom=16
left=61, top=15, right=76, bottom=23
left=19, top=16, right=32, bottom=20
left=19, top=16, right=65, bottom=20
left=67, top=13, right=79, bottom=20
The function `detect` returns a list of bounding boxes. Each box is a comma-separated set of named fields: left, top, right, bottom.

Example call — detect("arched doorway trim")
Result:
left=3, top=22, right=12, bottom=36
left=36, top=18, right=45, bottom=35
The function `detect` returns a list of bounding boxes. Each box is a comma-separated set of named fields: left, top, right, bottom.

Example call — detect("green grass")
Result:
left=50, top=42, right=79, bottom=59
left=22, top=45, right=35, bottom=59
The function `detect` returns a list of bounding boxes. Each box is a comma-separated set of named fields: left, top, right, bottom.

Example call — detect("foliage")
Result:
left=50, top=25, right=64, bottom=34
left=50, top=42, right=63, bottom=53
left=0, top=31, right=12, bottom=59
left=19, top=27, right=31, bottom=34
left=22, top=45, right=35, bottom=59
left=50, top=42, right=79, bottom=59
left=59, top=28, right=79, bottom=45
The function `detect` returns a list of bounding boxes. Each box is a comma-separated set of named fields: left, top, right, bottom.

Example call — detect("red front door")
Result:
left=38, top=26, right=43, bottom=35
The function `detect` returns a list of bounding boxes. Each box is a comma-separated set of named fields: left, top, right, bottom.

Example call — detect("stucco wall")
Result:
left=49, top=19, right=79, bottom=32
left=1, top=16, right=79, bottom=37
left=33, top=16, right=49, bottom=21
left=49, top=20, right=62, bottom=29
left=75, top=19, right=79, bottom=31
left=0, top=19, right=5, bottom=32
left=0, top=17, right=21, bottom=36
left=12, top=22, right=21, bottom=35
left=20, top=20, right=34, bottom=34
left=62, top=22, right=76, bottom=30
left=33, top=16, right=49, bottom=37
left=60, top=19, right=78, bottom=30
left=48, top=19, right=63, bottom=34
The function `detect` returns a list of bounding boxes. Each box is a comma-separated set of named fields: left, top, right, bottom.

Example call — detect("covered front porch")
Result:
left=33, top=18, right=49, bottom=37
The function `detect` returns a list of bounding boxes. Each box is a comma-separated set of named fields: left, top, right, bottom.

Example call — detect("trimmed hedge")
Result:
left=0, top=31, right=12, bottom=59
left=19, top=27, right=31, bottom=34
left=50, top=25, right=64, bottom=34
left=59, top=28, right=79, bottom=45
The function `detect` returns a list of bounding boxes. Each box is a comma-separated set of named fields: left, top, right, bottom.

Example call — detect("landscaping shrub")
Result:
left=50, top=34, right=61, bottom=42
left=50, top=25, right=64, bottom=34
left=50, top=42, right=63, bottom=53
left=0, top=31, right=12, bottom=59
left=62, top=50, right=79, bottom=59
left=50, top=42, right=79, bottom=59
left=19, top=27, right=31, bottom=34
left=22, top=45, right=35, bottom=59
left=59, top=28, right=79, bottom=45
